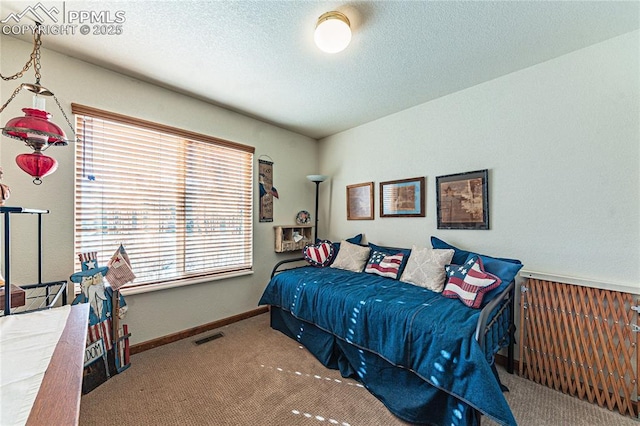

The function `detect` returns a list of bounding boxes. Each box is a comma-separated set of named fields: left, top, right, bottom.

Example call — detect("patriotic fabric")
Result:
left=105, top=244, right=136, bottom=290
left=88, top=319, right=113, bottom=351
left=79, top=251, right=100, bottom=271
left=303, top=240, right=335, bottom=267
left=365, top=250, right=405, bottom=279
left=442, top=256, right=502, bottom=308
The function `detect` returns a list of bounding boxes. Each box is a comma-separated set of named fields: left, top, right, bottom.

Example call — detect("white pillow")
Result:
left=330, top=240, right=371, bottom=272
left=400, top=245, right=454, bottom=292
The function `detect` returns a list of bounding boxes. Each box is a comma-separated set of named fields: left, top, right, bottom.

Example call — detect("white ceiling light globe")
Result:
left=314, top=11, right=351, bottom=54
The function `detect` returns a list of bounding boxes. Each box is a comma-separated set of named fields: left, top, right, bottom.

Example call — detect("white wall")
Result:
left=0, top=35, right=318, bottom=344
left=319, top=31, right=639, bottom=289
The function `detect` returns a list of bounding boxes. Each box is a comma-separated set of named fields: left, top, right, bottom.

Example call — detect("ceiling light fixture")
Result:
left=0, top=24, right=75, bottom=184
left=314, top=11, right=351, bottom=54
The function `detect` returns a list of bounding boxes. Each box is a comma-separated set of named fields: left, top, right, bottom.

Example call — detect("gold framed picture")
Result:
left=346, top=182, right=374, bottom=220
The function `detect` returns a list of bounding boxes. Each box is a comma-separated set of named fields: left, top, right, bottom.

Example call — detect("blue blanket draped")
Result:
left=259, top=266, right=516, bottom=426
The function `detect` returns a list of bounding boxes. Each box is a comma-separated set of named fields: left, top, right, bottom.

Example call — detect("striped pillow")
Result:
left=303, top=240, right=335, bottom=267
left=365, top=250, right=405, bottom=279
left=443, top=256, right=501, bottom=308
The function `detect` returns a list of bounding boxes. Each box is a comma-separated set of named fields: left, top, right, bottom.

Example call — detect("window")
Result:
left=72, top=104, right=254, bottom=290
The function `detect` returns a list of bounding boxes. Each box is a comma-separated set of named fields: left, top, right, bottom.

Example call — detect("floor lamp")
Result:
left=306, top=174, right=328, bottom=242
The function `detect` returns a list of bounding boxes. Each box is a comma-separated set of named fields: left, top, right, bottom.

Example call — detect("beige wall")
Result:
left=318, top=31, right=639, bottom=290
left=0, top=35, right=318, bottom=344
left=2, top=29, right=638, bottom=346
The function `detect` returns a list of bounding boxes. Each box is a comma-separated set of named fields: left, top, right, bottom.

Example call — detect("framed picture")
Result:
left=379, top=177, right=425, bottom=218
left=347, top=182, right=374, bottom=220
left=436, top=169, right=489, bottom=230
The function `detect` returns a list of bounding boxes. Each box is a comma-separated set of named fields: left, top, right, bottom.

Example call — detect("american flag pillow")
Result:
left=304, top=240, right=335, bottom=267
left=365, top=250, right=405, bottom=279
left=443, top=256, right=502, bottom=308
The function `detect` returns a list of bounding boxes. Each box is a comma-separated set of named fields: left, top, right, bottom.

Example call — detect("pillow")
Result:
left=466, top=253, right=523, bottom=304
left=329, top=234, right=365, bottom=266
left=430, top=236, right=472, bottom=265
left=368, top=243, right=411, bottom=278
left=365, top=250, right=405, bottom=279
left=399, top=245, right=454, bottom=292
left=431, top=236, right=521, bottom=266
left=431, top=236, right=523, bottom=305
left=303, top=240, right=335, bottom=267
left=330, top=240, right=371, bottom=272
left=443, top=256, right=502, bottom=308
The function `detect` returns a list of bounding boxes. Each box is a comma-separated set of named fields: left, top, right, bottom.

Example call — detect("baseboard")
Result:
left=130, top=306, right=269, bottom=355
left=495, top=353, right=521, bottom=373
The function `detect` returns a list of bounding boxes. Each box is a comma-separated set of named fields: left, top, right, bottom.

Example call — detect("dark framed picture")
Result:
left=347, top=182, right=374, bottom=220
left=436, top=169, right=489, bottom=230
left=380, top=177, right=425, bottom=218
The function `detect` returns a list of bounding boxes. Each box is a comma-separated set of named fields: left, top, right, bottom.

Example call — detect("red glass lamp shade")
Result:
left=15, top=151, right=58, bottom=184
left=2, top=108, right=68, bottom=149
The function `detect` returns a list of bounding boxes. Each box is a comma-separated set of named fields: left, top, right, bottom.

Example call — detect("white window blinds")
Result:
left=72, top=104, right=254, bottom=289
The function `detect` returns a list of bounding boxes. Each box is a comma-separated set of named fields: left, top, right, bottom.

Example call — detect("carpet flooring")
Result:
left=79, top=313, right=637, bottom=425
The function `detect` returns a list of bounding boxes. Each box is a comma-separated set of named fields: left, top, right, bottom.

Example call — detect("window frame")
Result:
left=71, top=103, right=255, bottom=294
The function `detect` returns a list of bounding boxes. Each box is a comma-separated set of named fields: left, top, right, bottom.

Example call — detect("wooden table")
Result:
left=0, top=284, right=26, bottom=309
left=26, top=303, right=89, bottom=425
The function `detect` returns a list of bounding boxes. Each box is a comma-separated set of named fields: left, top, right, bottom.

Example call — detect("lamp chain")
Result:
left=0, top=85, right=24, bottom=114
left=0, top=30, right=41, bottom=82
left=33, top=32, right=43, bottom=83
left=52, top=93, right=77, bottom=140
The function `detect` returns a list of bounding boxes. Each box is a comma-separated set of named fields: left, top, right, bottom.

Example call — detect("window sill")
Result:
left=119, top=269, right=254, bottom=296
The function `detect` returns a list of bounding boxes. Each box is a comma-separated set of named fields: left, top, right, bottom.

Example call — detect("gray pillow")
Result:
left=330, top=240, right=371, bottom=272
left=400, top=245, right=454, bottom=292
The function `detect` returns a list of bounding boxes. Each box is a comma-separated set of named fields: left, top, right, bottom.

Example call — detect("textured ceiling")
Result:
left=1, top=1, right=638, bottom=139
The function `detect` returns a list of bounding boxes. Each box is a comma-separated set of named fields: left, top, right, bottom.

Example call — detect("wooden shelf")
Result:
left=274, top=225, right=313, bottom=252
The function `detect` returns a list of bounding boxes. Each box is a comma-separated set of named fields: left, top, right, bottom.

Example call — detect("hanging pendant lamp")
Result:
left=3, top=107, right=67, bottom=149
left=15, top=151, right=58, bottom=185
left=0, top=24, right=74, bottom=184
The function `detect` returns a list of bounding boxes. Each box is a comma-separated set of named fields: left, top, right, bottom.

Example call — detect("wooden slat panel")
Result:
left=520, top=278, right=638, bottom=418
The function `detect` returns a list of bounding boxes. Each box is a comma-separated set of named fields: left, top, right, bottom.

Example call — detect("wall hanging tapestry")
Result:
left=259, top=158, right=278, bottom=222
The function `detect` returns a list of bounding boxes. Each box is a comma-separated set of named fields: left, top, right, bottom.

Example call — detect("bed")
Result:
left=259, top=236, right=521, bottom=426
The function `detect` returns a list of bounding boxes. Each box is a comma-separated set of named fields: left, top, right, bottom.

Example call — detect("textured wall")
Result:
left=0, top=35, right=318, bottom=344
left=319, top=31, right=639, bottom=289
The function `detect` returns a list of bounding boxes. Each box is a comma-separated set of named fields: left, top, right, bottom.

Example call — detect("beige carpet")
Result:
left=80, top=313, right=637, bottom=425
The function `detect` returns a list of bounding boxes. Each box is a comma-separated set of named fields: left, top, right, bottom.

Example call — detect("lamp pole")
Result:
left=306, top=175, right=328, bottom=242
left=313, top=180, right=320, bottom=242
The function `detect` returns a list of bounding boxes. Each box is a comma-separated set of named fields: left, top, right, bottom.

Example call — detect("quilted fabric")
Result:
left=303, top=240, right=335, bottom=267
left=400, top=245, right=454, bottom=292
left=330, top=240, right=371, bottom=272
left=259, top=267, right=517, bottom=425
left=364, top=250, right=404, bottom=279
left=443, top=256, right=501, bottom=308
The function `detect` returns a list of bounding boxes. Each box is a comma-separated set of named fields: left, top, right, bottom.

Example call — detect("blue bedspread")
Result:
left=259, top=266, right=516, bottom=426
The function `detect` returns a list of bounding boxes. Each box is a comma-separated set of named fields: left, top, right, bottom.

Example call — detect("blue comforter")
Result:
left=259, top=266, right=516, bottom=426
